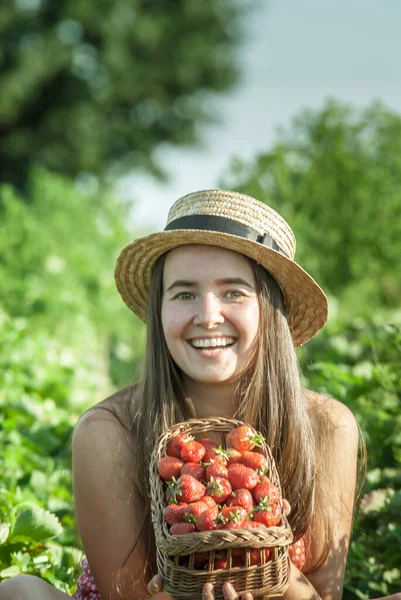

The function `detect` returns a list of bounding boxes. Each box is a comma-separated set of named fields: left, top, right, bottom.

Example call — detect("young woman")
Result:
left=1, top=190, right=399, bottom=600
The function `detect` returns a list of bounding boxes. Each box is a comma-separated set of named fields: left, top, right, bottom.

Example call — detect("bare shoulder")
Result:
left=304, top=387, right=359, bottom=440
left=74, top=383, right=135, bottom=429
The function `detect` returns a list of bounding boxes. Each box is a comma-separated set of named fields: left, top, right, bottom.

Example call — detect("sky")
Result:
left=120, top=0, right=401, bottom=231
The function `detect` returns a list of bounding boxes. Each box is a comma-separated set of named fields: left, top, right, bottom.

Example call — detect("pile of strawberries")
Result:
left=157, top=425, right=306, bottom=571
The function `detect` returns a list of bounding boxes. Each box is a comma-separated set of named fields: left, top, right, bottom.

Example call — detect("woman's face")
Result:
left=161, top=245, right=260, bottom=386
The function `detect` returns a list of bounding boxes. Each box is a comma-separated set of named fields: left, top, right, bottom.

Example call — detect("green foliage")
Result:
left=0, top=313, right=86, bottom=592
left=0, top=0, right=245, bottom=186
left=0, top=168, right=146, bottom=387
left=302, top=319, right=401, bottom=598
left=221, top=99, right=401, bottom=315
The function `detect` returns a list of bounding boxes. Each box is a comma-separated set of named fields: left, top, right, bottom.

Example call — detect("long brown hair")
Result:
left=118, top=250, right=362, bottom=578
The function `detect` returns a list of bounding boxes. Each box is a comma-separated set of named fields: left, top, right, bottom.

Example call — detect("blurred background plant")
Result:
left=0, top=0, right=400, bottom=597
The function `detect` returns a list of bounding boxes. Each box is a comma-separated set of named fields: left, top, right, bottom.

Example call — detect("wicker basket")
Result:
left=149, top=417, right=293, bottom=600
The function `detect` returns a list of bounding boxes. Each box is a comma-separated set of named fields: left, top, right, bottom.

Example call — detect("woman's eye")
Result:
left=175, top=292, right=193, bottom=301
left=226, top=290, right=243, bottom=299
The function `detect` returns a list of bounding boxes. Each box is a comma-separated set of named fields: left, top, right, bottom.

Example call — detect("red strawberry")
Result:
left=233, top=556, right=245, bottom=567
left=167, top=433, right=193, bottom=458
left=168, top=475, right=206, bottom=504
left=241, top=520, right=267, bottom=529
left=214, top=551, right=228, bottom=569
left=205, top=462, right=228, bottom=481
left=181, top=462, right=206, bottom=481
left=199, top=437, right=218, bottom=451
left=181, top=440, right=206, bottom=463
left=249, top=548, right=270, bottom=565
left=227, top=448, right=242, bottom=464
left=199, top=495, right=217, bottom=508
left=196, top=506, right=220, bottom=531
left=252, top=501, right=282, bottom=527
left=206, top=476, right=232, bottom=503
left=170, top=522, right=195, bottom=535
left=220, top=506, right=248, bottom=529
left=203, top=446, right=230, bottom=466
left=288, top=537, right=306, bottom=571
left=227, top=425, right=264, bottom=453
left=228, top=464, right=259, bottom=490
left=158, top=456, right=184, bottom=481
left=240, top=451, right=267, bottom=472
left=183, top=501, right=208, bottom=523
left=253, top=477, right=280, bottom=504
left=226, top=489, right=254, bottom=513
left=194, top=551, right=209, bottom=568
left=163, top=503, right=188, bottom=525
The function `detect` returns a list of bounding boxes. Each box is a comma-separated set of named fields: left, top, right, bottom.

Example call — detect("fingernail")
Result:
left=204, top=582, right=213, bottom=593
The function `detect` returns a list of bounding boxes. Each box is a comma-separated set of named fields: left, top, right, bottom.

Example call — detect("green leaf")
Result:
left=0, top=523, right=10, bottom=545
left=0, top=565, right=20, bottom=578
left=10, top=503, right=62, bottom=543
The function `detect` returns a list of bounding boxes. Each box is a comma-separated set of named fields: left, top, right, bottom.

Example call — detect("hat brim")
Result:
left=114, top=230, right=328, bottom=347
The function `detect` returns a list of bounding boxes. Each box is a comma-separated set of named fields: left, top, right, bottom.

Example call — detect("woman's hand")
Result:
left=203, top=581, right=253, bottom=600
left=147, top=574, right=254, bottom=600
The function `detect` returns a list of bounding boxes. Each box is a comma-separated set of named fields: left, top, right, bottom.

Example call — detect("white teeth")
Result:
left=191, top=337, right=236, bottom=348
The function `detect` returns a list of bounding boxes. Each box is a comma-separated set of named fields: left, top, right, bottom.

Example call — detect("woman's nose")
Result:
left=193, top=293, right=224, bottom=327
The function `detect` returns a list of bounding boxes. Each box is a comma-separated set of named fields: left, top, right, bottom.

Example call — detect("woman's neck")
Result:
left=183, top=378, right=237, bottom=419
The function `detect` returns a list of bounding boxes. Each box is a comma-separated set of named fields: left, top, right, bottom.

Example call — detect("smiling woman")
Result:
left=161, top=246, right=260, bottom=392
left=1, top=190, right=399, bottom=600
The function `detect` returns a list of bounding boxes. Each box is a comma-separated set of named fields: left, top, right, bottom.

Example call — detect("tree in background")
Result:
left=0, top=0, right=246, bottom=187
left=221, top=100, right=401, bottom=318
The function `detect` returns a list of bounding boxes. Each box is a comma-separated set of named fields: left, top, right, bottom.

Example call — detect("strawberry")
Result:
left=205, top=462, right=228, bottom=481
left=226, top=489, right=254, bottom=513
left=228, top=464, right=259, bottom=490
left=194, top=551, right=209, bottom=568
left=252, top=500, right=282, bottom=527
left=180, top=462, right=206, bottom=481
left=167, top=433, right=193, bottom=458
left=181, top=440, right=206, bottom=463
left=227, top=448, right=242, bottom=464
left=158, top=456, right=184, bottom=480
left=206, top=476, right=232, bottom=503
left=240, top=451, right=267, bottom=472
left=253, top=477, right=280, bottom=505
left=198, top=437, right=218, bottom=451
left=226, top=425, right=264, bottom=453
left=182, top=500, right=208, bottom=523
left=203, top=446, right=231, bottom=466
left=214, top=551, right=228, bottom=569
left=170, top=522, right=195, bottom=535
left=199, top=495, right=217, bottom=508
left=163, top=503, right=188, bottom=525
left=196, top=506, right=220, bottom=531
left=288, top=537, right=306, bottom=571
left=249, top=547, right=270, bottom=565
left=233, top=555, right=245, bottom=568
left=220, top=506, right=248, bottom=529
left=167, top=475, right=206, bottom=504
left=241, top=520, right=267, bottom=529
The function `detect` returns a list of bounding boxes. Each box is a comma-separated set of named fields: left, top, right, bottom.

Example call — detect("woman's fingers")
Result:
left=147, top=573, right=163, bottom=595
left=222, top=581, right=239, bottom=600
left=202, top=582, right=215, bottom=600
left=202, top=582, right=253, bottom=600
left=283, top=498, right=291, bottom=516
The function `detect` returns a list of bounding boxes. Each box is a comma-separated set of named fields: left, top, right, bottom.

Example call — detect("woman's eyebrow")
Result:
left=166, top=277, right=254, bottom=292
left=215, top=277, right=254, bottom=289
left=166, top=279, right=196, bottom=292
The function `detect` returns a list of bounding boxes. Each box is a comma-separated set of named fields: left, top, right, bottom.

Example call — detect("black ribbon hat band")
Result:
left=164, top=214, right=289, bottom=259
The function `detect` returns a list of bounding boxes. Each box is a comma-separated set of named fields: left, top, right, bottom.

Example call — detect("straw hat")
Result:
left=115, top=189, right=328, bottom=346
